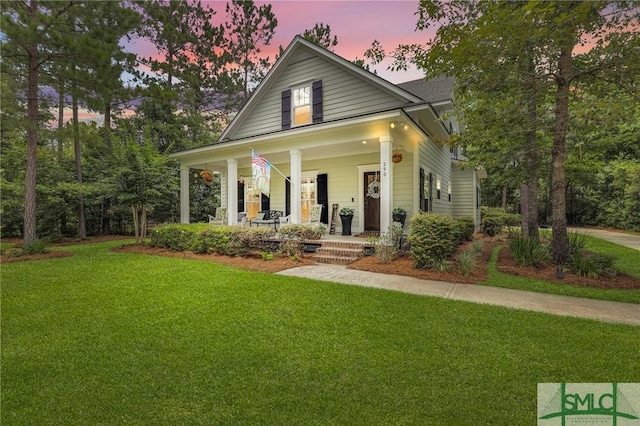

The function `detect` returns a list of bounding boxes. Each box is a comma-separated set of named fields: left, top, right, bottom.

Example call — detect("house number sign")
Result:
left=383, top=161, right=387, bottom=177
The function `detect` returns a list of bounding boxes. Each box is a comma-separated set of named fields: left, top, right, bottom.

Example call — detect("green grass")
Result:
left=480, top=245, right=640, bottom=304
left=2, top=240, right=639, bottom=424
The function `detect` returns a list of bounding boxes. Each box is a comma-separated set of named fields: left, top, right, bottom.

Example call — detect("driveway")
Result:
left=568, top=227, right=640, bottom=251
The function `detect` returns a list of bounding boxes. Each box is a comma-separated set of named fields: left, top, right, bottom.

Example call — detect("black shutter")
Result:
left=419, top=168, right=425, bottom=212
left=237, top=182, right=245, bottom=213
left=317, top=173, right=328, bottom=224
left=281, top=89, right=291, bottom=129
left=312, top=80, right=323, bottom=124
left=261, top=194, right=270, bottom=212
left=428, top=172, right=433, bottom=212
left=285, top=178, right=291, bottom=216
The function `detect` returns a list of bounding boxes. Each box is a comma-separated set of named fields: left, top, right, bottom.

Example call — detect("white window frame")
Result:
left=291, top=82, right=312, bottom=127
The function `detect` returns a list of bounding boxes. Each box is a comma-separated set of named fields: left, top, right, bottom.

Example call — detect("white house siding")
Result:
left=231, top=49, right=409, bottom=140
left=392, top=152, right=414, bottom=218
left=452, top=164, right=481, bottom=232
left=418, top=139, right=453, bottom=216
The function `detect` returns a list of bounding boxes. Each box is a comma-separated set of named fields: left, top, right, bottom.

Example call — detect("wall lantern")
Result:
left=392, top=151, right=403, bottom=163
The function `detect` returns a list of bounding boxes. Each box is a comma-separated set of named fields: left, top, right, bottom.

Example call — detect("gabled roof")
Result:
left=218, top=36, right=427, bottom=142
left=397, top=76, right=455, bottom=104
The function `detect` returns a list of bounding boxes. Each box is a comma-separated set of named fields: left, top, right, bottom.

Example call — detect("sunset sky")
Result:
left=129, top=0, right=431, bottom=84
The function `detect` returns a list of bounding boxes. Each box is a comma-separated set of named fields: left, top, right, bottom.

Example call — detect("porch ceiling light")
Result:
left=362, top=140, right=367, bottom=144
left=389, top=122, right=396, bottom=129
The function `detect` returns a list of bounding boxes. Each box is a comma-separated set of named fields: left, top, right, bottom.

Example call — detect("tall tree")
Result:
left=371, top=0, right=640, bottom=263
left=224, top=0, right=277, bottom=104
left=302, top=23, right=338, bottom=51
left=1, top=0, right=75, bottom=247
left=135, top=0, right=225, bottom=152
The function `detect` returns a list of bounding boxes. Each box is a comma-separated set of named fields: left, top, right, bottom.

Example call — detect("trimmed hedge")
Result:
left=408, top=213, right=456, bottom=269
left=278, top=224, right=326, bottom=240
left=481, top=207, right=521, bottom=236
left=149, top=224, right=206, bottom=251
left=452, top=217, right=475, bottom=245
left=150, top=224, right=276, bottom=256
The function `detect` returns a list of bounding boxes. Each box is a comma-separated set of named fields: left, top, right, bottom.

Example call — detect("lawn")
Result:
left=2, top=240, right=639, bottom=424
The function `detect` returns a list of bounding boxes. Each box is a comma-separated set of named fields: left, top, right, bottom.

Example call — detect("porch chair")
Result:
left=238, top=211, right=248, bottom=226
left=279, top=215, right=291, bottom=226
left=307, top=204, right=323, bottom=225
left=208, top=207, right=227, bottom=225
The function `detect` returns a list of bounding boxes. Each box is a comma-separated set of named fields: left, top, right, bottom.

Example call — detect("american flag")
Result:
left=251, top=149, right=271, bottom=196
left=252, top=149, right=269, bottom=169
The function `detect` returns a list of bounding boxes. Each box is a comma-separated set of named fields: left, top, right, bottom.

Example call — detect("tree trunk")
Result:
left=521, top=46, right=539, bottom=241
left=101, top=102, right=112, bottom=235
left=501, top=183, right=508, bottom=210
left=73, top=90, right=86, bottom=238
left=132, top=204, right=139, bottom=242
left=23, top=0, right=39, bottom=248
left=551, top=45, right=573, bottom=264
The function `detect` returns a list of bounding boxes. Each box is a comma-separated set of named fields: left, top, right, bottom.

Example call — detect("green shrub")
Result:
left=569, top=251, right=616, bottom=279
left=369, top=223, right=403, bottom=263
left=227, top=227, right=276, bottom=256
left=150, top=225, right=200, bottom=251
left=278, top=238, right=304, bottom=259
left=409, top=213, right=456, bottom=269
left=23, top=238, right=50, bottom=255
left=192, top=227, right=233, bottom=254
left=452, top=217, right=475, bottom=245
left=279, top=224, right=326, bottom=240
left=482, top=216, right=503, bottom=237
left=508, top=234, right=550, bottom=267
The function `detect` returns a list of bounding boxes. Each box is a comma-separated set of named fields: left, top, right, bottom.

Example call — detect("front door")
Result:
left=364, top=171, right=380, bottom=232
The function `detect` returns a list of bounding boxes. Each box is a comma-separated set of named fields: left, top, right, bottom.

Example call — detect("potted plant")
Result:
left=392, top=207, right=407, bottom=227
left=339, top=207, right=355, bottom=236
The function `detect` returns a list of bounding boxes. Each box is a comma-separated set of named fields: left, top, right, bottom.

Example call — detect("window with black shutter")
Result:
left=283, top=80, right=323, bottom=128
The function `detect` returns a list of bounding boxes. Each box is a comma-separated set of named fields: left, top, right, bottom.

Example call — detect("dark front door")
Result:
left=364, top=171, right=380, bottom=232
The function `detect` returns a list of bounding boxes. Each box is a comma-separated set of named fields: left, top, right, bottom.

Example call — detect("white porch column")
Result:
left=380, top=136, right=393, bottom=232
left=289, top=149, right=302, bottom=224
left=180, top=166, right=190, bottom=223
left=226, top=159, right=238, bottom=225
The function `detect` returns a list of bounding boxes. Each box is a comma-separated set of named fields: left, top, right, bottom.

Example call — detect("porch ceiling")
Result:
left=173, top=110, right=431, bottom=172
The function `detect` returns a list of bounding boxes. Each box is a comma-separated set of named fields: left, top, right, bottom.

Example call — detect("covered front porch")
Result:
left=172, top=111, right=430, bottom=236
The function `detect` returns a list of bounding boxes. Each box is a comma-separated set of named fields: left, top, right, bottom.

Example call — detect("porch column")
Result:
left=380, top=136, right=393, bottom=232
left=226, top=159, right=238, bottom=225
left=180, top=165, right=190, bottom=223
left=290, top=149, right=302, bottom=224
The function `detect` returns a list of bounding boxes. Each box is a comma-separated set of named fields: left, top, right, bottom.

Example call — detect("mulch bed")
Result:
left=3, top=235, right=640, bottom=290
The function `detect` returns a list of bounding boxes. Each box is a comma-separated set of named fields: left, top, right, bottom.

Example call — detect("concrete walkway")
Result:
left=278, top=228, right=640, bottom=326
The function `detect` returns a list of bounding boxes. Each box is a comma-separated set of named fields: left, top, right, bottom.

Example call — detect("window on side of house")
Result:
left=436, top=175, right=442, bottom=200
left=448, top=182, right=452, bottom=202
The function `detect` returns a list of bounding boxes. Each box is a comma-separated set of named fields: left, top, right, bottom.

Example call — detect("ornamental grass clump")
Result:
left=569, top=251, right=616, bottom=279
left=507, top=232, right=550, bottom=268
left=408, top=213, right=456, bottom=270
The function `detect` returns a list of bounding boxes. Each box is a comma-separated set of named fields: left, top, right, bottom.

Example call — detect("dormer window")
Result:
left=282, top=80, right=323, bottom=129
